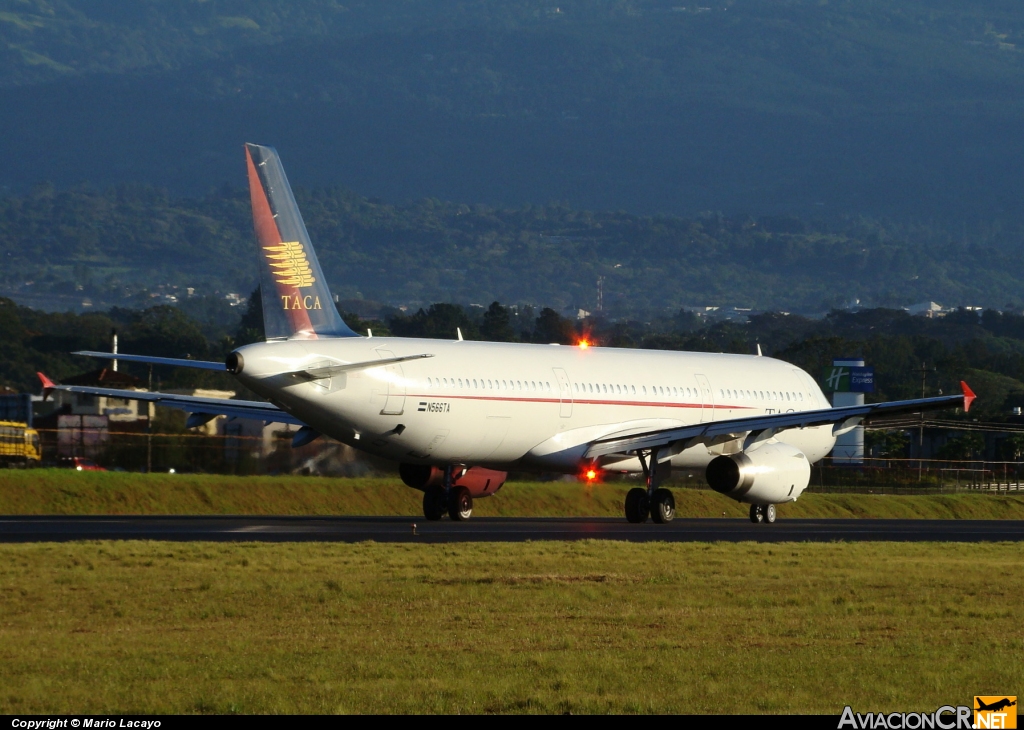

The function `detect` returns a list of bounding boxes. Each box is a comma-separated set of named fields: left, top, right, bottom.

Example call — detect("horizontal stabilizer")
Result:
left=73, top=351, right=227, bottom=371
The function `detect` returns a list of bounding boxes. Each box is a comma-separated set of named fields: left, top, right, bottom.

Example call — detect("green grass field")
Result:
left=2, top=470, right=1024, bottom=520
left=0, top=540, right=1020, bottom=714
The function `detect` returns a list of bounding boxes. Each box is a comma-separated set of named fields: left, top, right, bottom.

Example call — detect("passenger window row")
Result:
left=574, top=383, right=706, bottom=398
left=422, top=377, right=807, bottom=405
left=719, top=388, right=804, bottom=403
left=426, top=377, right=553, bottom=393
left=575, top=383, right=637, bottom=396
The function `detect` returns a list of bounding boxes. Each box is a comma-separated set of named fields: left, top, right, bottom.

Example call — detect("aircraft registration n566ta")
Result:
left=42, top=143, right=976, bottom=525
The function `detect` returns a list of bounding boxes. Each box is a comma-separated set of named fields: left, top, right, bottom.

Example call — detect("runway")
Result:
left=2, top=515, right=1024, bottom=543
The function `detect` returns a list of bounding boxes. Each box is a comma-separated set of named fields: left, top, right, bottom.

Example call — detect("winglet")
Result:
left=961, top=381, right=976, bottom=413
left=37, top=372, right=57, bottom=400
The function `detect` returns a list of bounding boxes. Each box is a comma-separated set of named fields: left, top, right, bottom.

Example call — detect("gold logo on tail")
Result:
left=264, top=241, right=315, bottom=287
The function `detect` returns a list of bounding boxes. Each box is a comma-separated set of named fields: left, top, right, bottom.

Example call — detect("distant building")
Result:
left=47, top=368, right=151, bottom=422
left=0, top=392, right=33, bottom=427
left=906, top=301, right=946, bottom=318
left=36, top=367, right=151, bottom=459
left=220, top=418, right=299, bottom=463
left=52, top=414, right=109, bottom=458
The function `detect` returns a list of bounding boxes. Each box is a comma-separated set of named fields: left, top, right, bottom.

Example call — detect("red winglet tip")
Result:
left=37, top=372, right=56, bottom=401
left=961, top=381, right=976, bottom=412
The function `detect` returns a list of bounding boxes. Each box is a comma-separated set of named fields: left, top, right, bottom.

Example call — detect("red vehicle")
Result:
left=58, top=457, right=106, bottom=471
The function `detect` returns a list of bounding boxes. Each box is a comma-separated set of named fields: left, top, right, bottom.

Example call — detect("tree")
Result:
left=120, top=306, right=210, bottom=360
left=998, top=433, right=1024, bottom=461
left=234, top=287, right=265, bottom=346
left=481, top=302, right=515, bottom=342
left=388, top=303, right=479, bottom=340
left=936, top=432, right=985, bottom=461
left=533, top=308, right=575, bottom=345
left=865, top=429, right=909, bottom=458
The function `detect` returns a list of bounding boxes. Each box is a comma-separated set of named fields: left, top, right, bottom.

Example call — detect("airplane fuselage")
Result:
left=233, top=337, right=837, bottom=479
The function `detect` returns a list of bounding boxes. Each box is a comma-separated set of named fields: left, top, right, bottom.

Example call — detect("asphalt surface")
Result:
left=1, top=515, right=1024, bottom=543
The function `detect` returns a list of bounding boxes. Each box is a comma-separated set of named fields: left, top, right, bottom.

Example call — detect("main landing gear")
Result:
left=624, top=449, right=676, bottom=524
left=448, top=486, right=473, bottom=521
left=423, top=485, right=446, bottom=521
left=749, top=504, right=777, bottom=524
left=422, top=465, right=474, bottom=521
left=625, top=487, right=675, bottom=523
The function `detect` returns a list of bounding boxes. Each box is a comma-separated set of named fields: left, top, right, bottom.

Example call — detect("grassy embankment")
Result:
left=0, top=540, right=1021, bottom=713
left=2, top=470, right=1024, bottom=519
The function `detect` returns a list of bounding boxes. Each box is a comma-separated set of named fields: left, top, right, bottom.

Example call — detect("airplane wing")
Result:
left=73, top=351, right=227, bottom=371
left=585, top=382, right=976, bottom=459
left=37, top=373, right=304, bottom=426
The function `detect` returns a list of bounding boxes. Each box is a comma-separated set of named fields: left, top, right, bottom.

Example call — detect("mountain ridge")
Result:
left=1, top=1, right=1023, bottom=221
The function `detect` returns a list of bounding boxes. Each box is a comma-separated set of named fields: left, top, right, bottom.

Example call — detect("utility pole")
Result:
left=146, top=363, right=153, bottom=473
left=915, top=362, right=936, bottom=481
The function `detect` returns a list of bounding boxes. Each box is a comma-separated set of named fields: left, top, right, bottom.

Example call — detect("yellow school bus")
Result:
left=0, top=421, right=41, bottom=465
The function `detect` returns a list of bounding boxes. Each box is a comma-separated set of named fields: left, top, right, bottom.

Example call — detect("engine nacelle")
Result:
left=398, top=464, right=507, bottom=498
left=705, top=442, right=810, bottom=505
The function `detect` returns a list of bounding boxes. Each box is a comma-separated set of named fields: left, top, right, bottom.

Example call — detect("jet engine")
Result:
left=705, top=442, right=810, bottom=505
left=399, top=463, right=507, bottom=498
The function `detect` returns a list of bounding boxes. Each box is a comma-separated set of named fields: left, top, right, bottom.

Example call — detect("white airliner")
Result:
left=41, top=144, right=975, bottom=525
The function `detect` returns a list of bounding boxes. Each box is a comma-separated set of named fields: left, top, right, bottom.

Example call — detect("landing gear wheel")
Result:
left=764, top=503, right=777, bottom=524
left=423, top=486, right=446, bottom=521
left=448, top=486, right=473, bottom=521
left=749, top=504, right=764, bottom=524
left=624, top=487, right=650, bottom=523
left=650, top=488, right=676, bottom=524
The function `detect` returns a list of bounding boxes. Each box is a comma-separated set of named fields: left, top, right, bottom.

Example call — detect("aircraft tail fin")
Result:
left=244, top=143, right=358, bottom=340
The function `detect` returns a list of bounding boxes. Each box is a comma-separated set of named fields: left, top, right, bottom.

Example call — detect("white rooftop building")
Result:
left=906, top=301, right=946, bottom=318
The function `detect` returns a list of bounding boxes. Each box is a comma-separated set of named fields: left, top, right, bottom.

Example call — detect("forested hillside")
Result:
left=2, top=184, right=1022, bottom=315
left=1, top=1, right=1023, bottom=221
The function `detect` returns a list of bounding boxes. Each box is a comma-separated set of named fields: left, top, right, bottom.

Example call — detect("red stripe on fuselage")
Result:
left=405, top=393, right=760, bottom=410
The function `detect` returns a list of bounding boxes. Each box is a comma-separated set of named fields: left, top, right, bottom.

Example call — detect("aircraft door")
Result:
left=375, top=349, right=406, bottom=415
left=793, top=369, right=824, bottom=408
left=695, top=373, right=714, bottom=422
left=552, top=367, right=573, bottom=417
